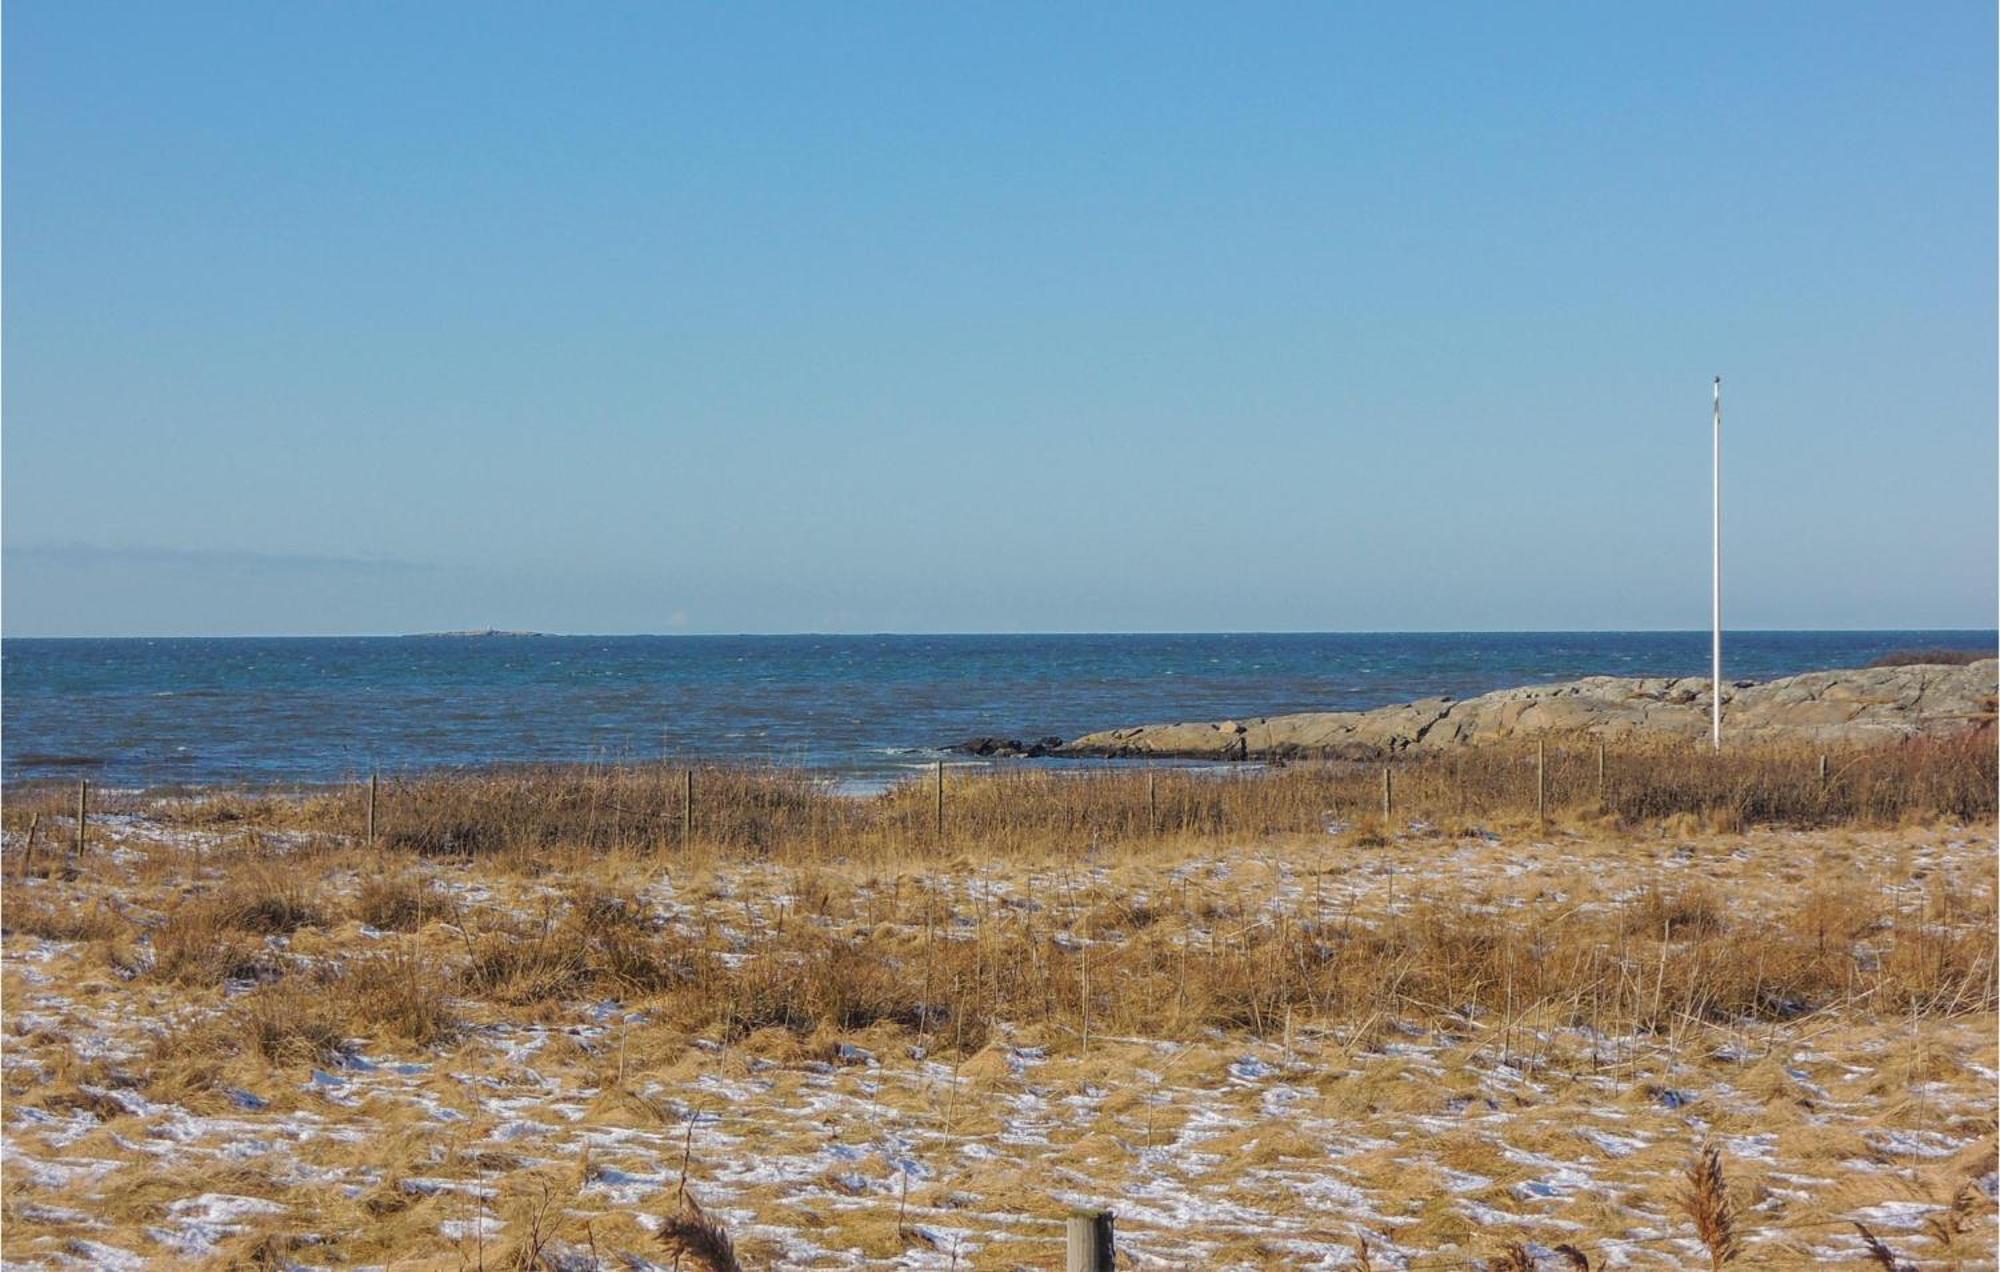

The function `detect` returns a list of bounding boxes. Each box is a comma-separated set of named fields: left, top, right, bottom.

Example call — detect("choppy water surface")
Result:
left=3, top=631, right=1990, bottom=788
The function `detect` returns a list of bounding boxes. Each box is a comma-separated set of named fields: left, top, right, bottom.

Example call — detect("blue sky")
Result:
left=5, top=3, right=1993, bottom=635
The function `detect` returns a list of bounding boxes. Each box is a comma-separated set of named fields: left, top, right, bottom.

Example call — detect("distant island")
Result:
left=400, top=629, right=546, bottom=638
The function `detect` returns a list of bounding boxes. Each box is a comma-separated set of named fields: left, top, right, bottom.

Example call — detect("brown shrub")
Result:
left=353, top=874, right=441, bottom=931
left=213, top=869, right=327, bottom=935
left=461, top=935, right=591, bottom=1005
left=239, top=988, right=347, bottom=1066
left=1623, top=883, right=1727, bottom=939
left=152, top=907, right=276, bottom=987
left=2, top=891, right=126, bottom=943
left=340, top=953, right=459, bottom=1047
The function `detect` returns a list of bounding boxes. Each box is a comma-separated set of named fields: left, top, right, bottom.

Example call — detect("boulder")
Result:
left=952, top=736, right=1066, bottom=758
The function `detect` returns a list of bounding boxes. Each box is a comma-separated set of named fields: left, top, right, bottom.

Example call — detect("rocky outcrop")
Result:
left=1057, top=659, right=1997, bottom=760
left=954, top=736, right=1066, bottom=758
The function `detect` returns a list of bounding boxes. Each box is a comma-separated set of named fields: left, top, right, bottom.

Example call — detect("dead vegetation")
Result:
left=2, top=759, right=1995, bottom=1266
left=1680, top=1145, right=1741, bottom=1269
left=659, top=1189, right=745, bottom=1272
left=11, top=732, right=1975, bottom=865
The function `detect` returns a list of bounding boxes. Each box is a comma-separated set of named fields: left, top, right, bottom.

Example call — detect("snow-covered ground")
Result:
left=2, top=812, right=1994, bottom=1268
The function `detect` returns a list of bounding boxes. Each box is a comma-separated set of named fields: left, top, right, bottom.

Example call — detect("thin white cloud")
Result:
left=4, top=543, right=444, bottom=576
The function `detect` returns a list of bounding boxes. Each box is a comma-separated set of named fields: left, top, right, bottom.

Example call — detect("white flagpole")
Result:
left=1712, top=375, right=1722, bottom=751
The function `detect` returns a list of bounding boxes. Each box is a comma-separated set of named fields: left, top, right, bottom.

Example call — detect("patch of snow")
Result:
left=1844, top=1200, right=1942, bottom=1230
left=1867, top=1129, right=1965, bottom=1159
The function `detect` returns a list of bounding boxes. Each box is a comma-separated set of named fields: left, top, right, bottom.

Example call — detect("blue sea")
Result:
left=2, top=631, right=1991, bottom=789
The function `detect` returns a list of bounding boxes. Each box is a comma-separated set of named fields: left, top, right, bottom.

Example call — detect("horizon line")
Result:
left=5, top=626, right=1995, bottom=642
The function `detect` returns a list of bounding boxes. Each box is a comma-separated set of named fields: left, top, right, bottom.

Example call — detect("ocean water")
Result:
left=2, top=631, right=1991, bottom=789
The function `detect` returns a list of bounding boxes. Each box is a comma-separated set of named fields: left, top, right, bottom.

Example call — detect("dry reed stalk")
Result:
left=1680, top=1144, right=1739, bottom=1269
left=654, top=1109, right=745, bottom=1272
left=1852, top=1222, right=1910, bottom=1271
left=1493, top=1242, right=1537, bottom=1272
left=658, top=1191, right=742, bottom=1272
left=1922, top=1176, right=1985, bottom=1253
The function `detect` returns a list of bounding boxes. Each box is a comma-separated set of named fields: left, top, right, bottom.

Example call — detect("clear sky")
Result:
left=4, top=3, right=1994, bottom=636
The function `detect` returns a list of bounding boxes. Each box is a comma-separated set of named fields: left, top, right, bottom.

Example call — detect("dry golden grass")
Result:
left=1, top=759, right=1995, bottom=1267
left=10, top=732, right=1971, bottom=865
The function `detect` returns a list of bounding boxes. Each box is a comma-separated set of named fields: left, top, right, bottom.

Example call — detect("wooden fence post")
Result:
left=934, top=760, right=945, bottom=840
left=1535, top=742, right=1546, bottom=821
left=1818, top=754, right=1828, bottom=787
left=18, top=813, right=39, bottom=882
left=366, top=773, right=378, bottom=848
left=682, top=769, right=694, bottom=845
left=1078, top=940, right=1090, bottom=1056
left=1381, top=766, right=1392, bottom=820
left=1147, top=769, right=1158, bottom=835
left=1595, top=741, right=1605, bottom=803
left=1066, top=1210, right=1114, bottom=1271
left=74, top=780, right=87, bottom=858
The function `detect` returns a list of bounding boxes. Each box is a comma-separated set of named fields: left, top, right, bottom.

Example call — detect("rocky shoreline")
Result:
left=959, top=658, right=1996, bottom=761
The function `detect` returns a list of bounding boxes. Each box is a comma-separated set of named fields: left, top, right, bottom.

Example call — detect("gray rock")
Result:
left=1057, top=659, right=1997, bottom=760
left=953, top=736, right=1065, bottom=758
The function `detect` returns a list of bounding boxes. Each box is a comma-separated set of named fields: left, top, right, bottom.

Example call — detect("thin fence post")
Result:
left=1538, top=741, right=1550, bottom=819
left=1078, top=939, right=1090, bottom=1056
left=1818, top=754, right=1828, bottom=787
left=1381, top=766, right=1392, bottom=820
left=18, top=813, right=39, bottom=882
left=682, top=769, right=694, bottom=845
left=1595, top=741, right=1605, bottom=804
left=934, top=760, right=945, bottom=841
left=74, top=780, right=87, bottom=858
left=366, top=773, right=378, bottom=849
left=1147, top=768, right=1158, bottom=835
left=1065, top=1210, right=1114, bottom=1271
